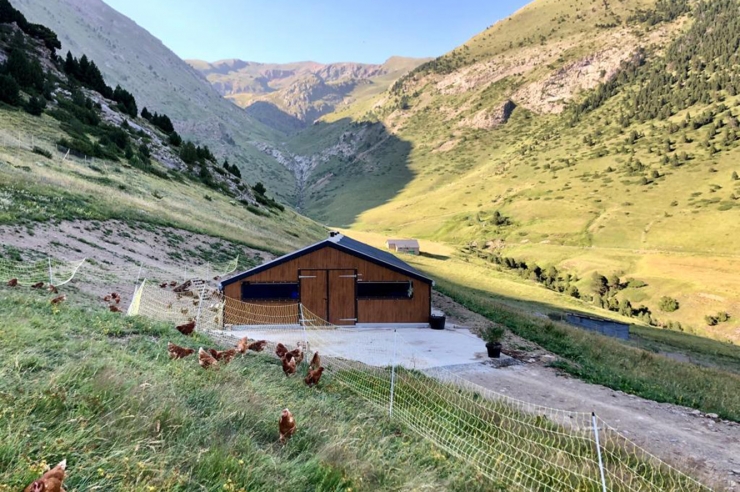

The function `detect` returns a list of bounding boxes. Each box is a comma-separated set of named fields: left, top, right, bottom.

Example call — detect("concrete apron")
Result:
left=219, top=325, right=513, bottom=370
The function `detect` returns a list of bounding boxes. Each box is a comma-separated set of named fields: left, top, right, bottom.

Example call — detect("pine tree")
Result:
left=0, top=73, right=20, bottom=106
left=63, top=51, right=77, bottom=77
left=180, top=141, right=198, bottom=164
left=168, top=131, right=182, bottom=147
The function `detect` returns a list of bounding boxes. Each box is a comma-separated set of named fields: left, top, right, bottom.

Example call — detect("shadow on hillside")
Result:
left=291, top=118, right=414, bottom=228
left=420, top=252, right=450, bottom=261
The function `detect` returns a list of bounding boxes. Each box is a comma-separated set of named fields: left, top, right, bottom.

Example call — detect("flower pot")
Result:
left=430, top=315, right=446, bottom=330
left=486, top=342, right=502, bottom=358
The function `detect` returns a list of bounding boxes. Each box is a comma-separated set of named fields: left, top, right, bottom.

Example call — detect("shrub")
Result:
left=482, top=325, right=505, bottom=344
left=658, top=296, right=679, bottom=312
left=32, top=146, right=51, bottom=158
left=24, top=95, right=46, bottom=116
left=626, top=278, right=647, bottom=288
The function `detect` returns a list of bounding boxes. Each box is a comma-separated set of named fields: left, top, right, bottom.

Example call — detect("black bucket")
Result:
left=430, top=315, right=446, bottom=330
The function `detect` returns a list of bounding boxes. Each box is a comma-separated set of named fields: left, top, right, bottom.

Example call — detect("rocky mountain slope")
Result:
left=188, top=57, right=426, bottom=131
left=12, top=0, right=299, bottom=200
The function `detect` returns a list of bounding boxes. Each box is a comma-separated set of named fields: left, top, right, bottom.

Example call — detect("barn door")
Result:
left=299, top=269, right=327, bottom=322
left=328, top=269, right=357, bottom=326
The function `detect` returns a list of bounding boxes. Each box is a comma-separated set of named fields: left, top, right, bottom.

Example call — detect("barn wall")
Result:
left=223, top=246, right=431, bottom=324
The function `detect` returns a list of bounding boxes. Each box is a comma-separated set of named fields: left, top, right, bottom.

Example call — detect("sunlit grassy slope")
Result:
left=292, top=0, right=740, bottom=340
left=0, top=107, right=324, bottom=255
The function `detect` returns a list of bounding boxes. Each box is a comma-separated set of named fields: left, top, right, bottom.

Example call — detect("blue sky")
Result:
left=103, top=0, right=530, bottom=64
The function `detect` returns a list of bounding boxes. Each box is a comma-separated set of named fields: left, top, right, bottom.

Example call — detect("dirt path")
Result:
left=433, top=292, right=740, bottom=490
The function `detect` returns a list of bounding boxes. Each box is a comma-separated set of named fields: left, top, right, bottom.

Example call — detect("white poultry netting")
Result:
left=0, top=256, right=86, bottom=286
left=198, top=300, right=712, bottom=492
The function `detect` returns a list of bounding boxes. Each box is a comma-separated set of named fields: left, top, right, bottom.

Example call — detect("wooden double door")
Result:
left=299, top=269, right=357, bottom=325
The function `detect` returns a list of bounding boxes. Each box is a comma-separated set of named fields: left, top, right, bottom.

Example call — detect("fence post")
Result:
left=195, top=282, right=206, bottom=330
left=389, top=329, right=398, bottom=418
left=298, top=304, right=309, bottom=354
left=134, top=262, right=143, bottom=286
left=47, top=257, right=54, bottom=286
left=592, top=412, right=607, bottom=492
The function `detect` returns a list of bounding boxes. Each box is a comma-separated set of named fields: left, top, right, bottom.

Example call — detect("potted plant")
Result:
left=482, top=325, right=505, bottom=358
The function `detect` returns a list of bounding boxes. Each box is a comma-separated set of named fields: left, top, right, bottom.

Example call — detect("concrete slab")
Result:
left=218, top=325, right=497, bottom=370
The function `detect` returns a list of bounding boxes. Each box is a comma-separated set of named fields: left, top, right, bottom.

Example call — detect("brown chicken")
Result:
left=7, top=278, right=18, bottom=287
left=288, top=347, right=304, bottom=366
left=47, top=284, right=58, bottom=294
left=110, top=293, right=121, bottom=304
left=109, top=305, right=122, bottom=313
left=168, top=342, right=195, bottom=359
left=281, top=354, right=297, bottom=376
left=169, top=280, right=178, bottom=287
left=275, top=343, right=288, bottom=358
left=278, top=409, right=296, bottom=444
left=159, top=282, right=168, bottom=288
left=309, top=351, right=321, bottom=372
left=235, top=336, right=250, bottom=354
left=304, top=366, right=325, bottom=387
left=207, top=348, right=237, bottom=364
left=50, top=295, right=66, bottom=305
left=24, top=459, right=66, bottom=492
left=173, top=280, right=192, bottom=293
left=198, top=347, right=218, bottom=370
left=176, top=320, right=196, bottom=336
left=103, top=294, right=112, bottom=302
left=31, top=282, right=44, bottom=289
left=247, top=340, right=268, bottom=352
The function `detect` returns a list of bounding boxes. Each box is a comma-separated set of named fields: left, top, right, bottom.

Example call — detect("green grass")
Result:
left=434, top=278, right=740, bottom=422
left=0, top=289, right=712, bottom=491
left=0, top=108, right=325, bottom=255
left=0, top=289, right=493, bottom=491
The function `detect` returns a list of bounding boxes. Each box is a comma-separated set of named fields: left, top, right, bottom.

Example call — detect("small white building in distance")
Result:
left=386, top=239, right=420, bottom=255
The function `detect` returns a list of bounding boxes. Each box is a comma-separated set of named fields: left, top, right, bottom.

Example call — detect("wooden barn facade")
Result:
left=220, top=233, right=434, bottom=326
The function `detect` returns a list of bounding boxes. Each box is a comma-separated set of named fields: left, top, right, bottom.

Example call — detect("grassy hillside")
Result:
left=12, top=0, right=300, bottom=201
left=0, top=290, right=492, bottom=491
left=260, top=0, right=740, bottom=341
left=0, top=106, right=322, bottom=253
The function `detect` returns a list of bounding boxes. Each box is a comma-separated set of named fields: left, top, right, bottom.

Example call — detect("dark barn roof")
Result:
left=220, top=234, right=434, bottom=288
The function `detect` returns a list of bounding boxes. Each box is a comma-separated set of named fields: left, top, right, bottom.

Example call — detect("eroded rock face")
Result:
left=513, top=45, right=634, bottom=114
left=462, top=100, right=518, bottom=129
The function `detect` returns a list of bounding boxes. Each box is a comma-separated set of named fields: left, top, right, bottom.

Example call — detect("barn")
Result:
left=220, top=233, right=434, bottom=326
left=386, top=239, right=420, bottom=255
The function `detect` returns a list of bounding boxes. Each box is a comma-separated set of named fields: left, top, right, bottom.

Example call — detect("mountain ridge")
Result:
left=187, top=56, right=428, bottom=128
